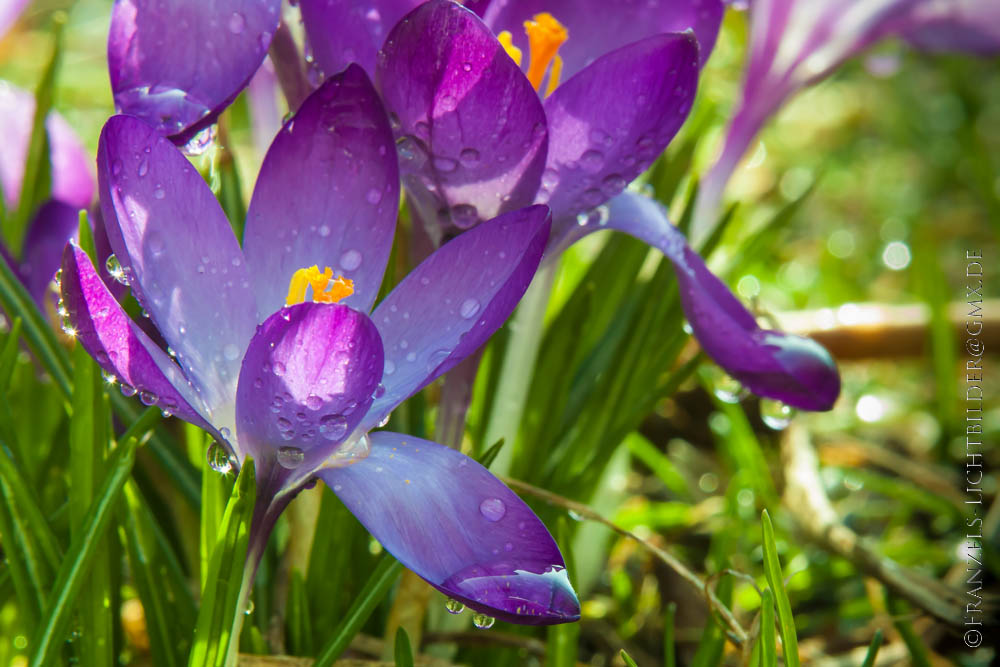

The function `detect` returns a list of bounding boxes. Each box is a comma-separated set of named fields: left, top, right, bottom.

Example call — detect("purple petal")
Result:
left=540, top=32, right=699, bottom=222
left=107, top=0, right=282, bottom=141
left=60, top=244, right=213, bottom=429
left=361, top=204, right=550, bottom=430
left=376, top=0, right=548, bottom=238
left=235, top=302, right=383, bottom=474
left=243, top=65, right=399, bottom=315
left=317, top=431, right=579, bottom=625
left=479, top=0, right=723, bottom=75
left=561, top=192, right=840, bottom=411
left=20, top=201, right=80, bottom=305
left=897, top=0, right=1000, bottom=55
left=299, top=0, right=422, bottom=77
left=97, top=115, right=258, bottom=425
left=0, top=80, right=94, bottom=211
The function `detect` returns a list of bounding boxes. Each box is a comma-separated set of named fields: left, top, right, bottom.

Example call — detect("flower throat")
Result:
left=498, top=12, right=568, bottom=97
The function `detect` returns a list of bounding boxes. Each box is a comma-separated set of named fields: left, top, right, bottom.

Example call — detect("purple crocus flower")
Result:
left=0, top=80, right=95, bottom=304
left=314, top=0, right=838, bottom=411
left=59, top=65, right=579, bottom=625
left=895, top=0, right=1000, bottom=54
left=107, top=0, right=282, bottom=143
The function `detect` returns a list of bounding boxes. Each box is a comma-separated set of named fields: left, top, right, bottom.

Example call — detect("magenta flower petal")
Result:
left=478, top=0, right=723, bottom=74
left=565, top=192, right=840, bottom=411
left=60, top=244, right=213, bottom=429
left=317, top=431, right=580, bottom=625
left=897, top=0, right=1000, bottom=55
left=108, top=0, right=281, bottom=142
left=361, top=204, right=550, bottom=431
left=97, top=115, right=258, bottom=421
left=235, top=302, right=383, bottom=473
left=299, top=0, right=422, bottom=77
left=540, top=32, right=699, bottom=222
left=0, top=80, right=94, bottom=211
left=243, top=65, right=399, bottom=315
left=20, top=201, right=80, bottom=304
left=376, top=0, right=548, bottom=237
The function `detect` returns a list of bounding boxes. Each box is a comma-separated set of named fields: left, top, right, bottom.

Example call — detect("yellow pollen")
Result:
left=498, top=30, right=523, bottom=66
left=285, top=265, right=354, bottom=306
left=523, top=12, right=568, bottom=94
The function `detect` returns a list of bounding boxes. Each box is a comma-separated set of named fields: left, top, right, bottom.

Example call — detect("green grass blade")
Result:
left=620, top=649, right=639, bottom=667
left=860, top=629, right=884, bottom=667
left=886, top=593, right=931, bottom=667
left=760, top=510, right=799, bottom=667
left=393, top=627, right=414, bottom=667
left=664, top=601, right=677, bottom=667
left=188, top=460, right=256, bottom=667
left=69, top=343, right=113, bottom=666
left=759, top=588, right=777, bottom=667
left=546, top=517, right=579, bottom=667
left=28, top=434, right=139, bottom=667
left=285, top=569, right=314, bottom=656
left=0, top=317, right=23, bottom=389
left=314, top=554, right=403, bottom=667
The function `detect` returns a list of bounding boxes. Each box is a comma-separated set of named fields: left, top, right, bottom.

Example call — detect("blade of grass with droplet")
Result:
left=759, top=588, right=777, bottom=667
left=69, top=342, right=113, bottom=666
left=28, top=433, right=138, bottom=667
left=188, top=459, right=256, bottom=667
left=314, top=553, right=403, bottom=667
left=285, top=569, right=314, bottom=656
left=393, top=627, right=414, bottom=667
left=760, top=510, right=799, bottom=667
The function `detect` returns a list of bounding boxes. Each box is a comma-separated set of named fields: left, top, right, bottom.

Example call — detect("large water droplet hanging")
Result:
left=760, top=399, right=795, bottom=430
left=139, top=390, right=158, bottom=406
left=105, top=254, right=129, bottom=285
left=276, top=446, right=305, bottom=469
left=711, top=371, right=746, bottom=404
left=120, top=384, right=137, bottom=397
left=206, top=441, right=233, bottom=474
left=472, top=613, right=495, bottom=629
left=444, top=598, right=465, bottom=614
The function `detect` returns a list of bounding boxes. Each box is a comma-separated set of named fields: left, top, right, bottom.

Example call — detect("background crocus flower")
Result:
left=60, top=65, right=579, bottom=626
left=107, top=0, right=282, bottom=143
left=368, top=0, right=839, bottom=411
left=0, top=80, right=94, bottom=304
left=690, top=0, right=934, bottom=240
left=0, top=0, right=29, bottom=38
left=894, top=0, right=1000, bottom=55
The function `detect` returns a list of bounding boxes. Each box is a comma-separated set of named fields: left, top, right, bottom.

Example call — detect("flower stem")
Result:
left=482, top=263, right=557, bottom=475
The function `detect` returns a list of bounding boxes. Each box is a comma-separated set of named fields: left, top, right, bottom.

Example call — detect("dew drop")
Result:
left=760, top=399, right=795, bottom=430
left=459, top=298, right=480, bottom=319
left=459, top=148, right=480, bottom=167
left=366, top=188, right=382, bottom=204
left=318, top=224, right=330, bottom=237
left=223, top=343, right=240, bottom=361
left=273, top=361, right=286, bottom=377
left=384, top=360, right=396, bottom=376
left=372, top=383, right=386, bottom=399
left=153, top=185, right=165, bottom=199
left=206, top=441, right=233, bottom=474
left=105, top=254, right=128, bottom=284
left=120, top=384, right=137, bottom=397
left=228, top=11, right=246, bottom=34
left=340, top=249, right=362, bottom=271
left=139, top=390, right=158, bottom=406
left=445, top=598, right=465, bottom=614
left=306, top=394, right=323, bottom=410
left=541, top=168, right=559, bottom=189
left=276, top=417, right=293, bottom=432
left=479, top=497, right=506, bottom=522
left=472, top=613, right=495, bottom=629
left=276, top=446, right=305, bottom=469
left=712, top=372, right=746, bottom=404
left=450, top=204, right=478, bottom=229
left=319, top=414, right=349, bottom=441
left=580, top=149, right=604, bottom=173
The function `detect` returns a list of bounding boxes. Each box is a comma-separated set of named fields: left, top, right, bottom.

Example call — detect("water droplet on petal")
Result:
left=459, top=148, right=480, bottom=167
left=319, top=414, right=348, bottom=441
left=273, top=362, right=286, bottom=377
left=450, top=204, right=478, bottom=229
left=120, top=384, right=137, bottom=397
left=459, top=298, right=480, bottom=319
left=479, top=498, right=506, bottom=522
left=445, top=598, right=465, bottom=614
left=340, top=249, right=362, bottom=271
left=472, top=613, right=495, bottom=629
left=223, top=343, right=240, bottom=361
left=276, top=446, right=305, bottom=469
left=366, top=188, right=382, bottom=204
left=306, top=394, right=323, bottom=410
left=228, top=11, right=246, bottom=34
left=373, top=383, right=386, bottom=399
left=139, top=390, right=158, bottom=406
left=712, top=372, right=746, bottom=404
left=105, top=254, right=129, bottom=284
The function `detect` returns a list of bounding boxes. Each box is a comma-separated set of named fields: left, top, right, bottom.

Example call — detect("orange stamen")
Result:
left=523, top=13, right=568, bottom=93
left=286, top=265, right=354, bottom=306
